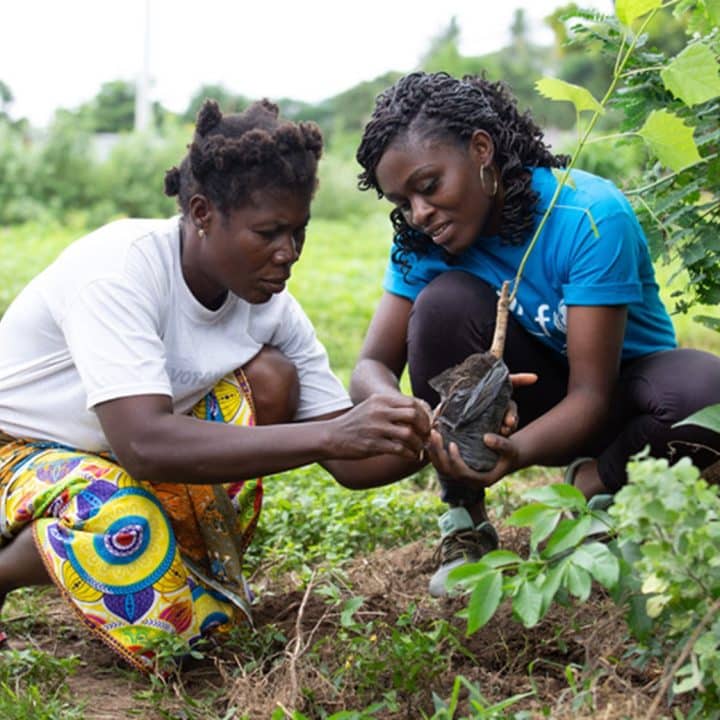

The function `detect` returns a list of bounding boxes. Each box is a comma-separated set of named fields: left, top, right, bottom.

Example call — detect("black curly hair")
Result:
left=356, top=72, right=569, bottom=257
left=164, top=98, right=323, bottom=217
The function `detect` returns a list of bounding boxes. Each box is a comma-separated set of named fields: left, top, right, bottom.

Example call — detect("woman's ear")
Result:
left=189, top=194, right=212, bottom=230
left=469, top=129, right=495, bottom=168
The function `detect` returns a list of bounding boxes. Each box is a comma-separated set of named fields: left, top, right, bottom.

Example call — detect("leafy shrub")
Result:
left=92, top=121, right=189, bottom=222
left=610, top=454, right=720, bottom=714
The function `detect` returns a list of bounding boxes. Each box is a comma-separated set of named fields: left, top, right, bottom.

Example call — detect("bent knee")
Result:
left=243, top=345, right=300, bottom=424
left=408, top=271, right=497, bottom=359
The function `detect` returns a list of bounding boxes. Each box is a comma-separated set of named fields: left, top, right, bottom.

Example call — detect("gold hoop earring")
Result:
left=480, top=165, right=498, bottom=198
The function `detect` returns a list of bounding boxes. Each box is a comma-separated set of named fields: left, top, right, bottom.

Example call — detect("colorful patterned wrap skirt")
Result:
left=0, top=370, right=263, bottom=673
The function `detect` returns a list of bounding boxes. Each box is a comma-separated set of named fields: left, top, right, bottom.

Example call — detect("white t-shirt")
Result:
left=0, top=217, right=351, bottom=451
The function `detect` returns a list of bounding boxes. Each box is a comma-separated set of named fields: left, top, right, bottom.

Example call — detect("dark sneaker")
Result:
left=428, top=507, right=499, bottom=597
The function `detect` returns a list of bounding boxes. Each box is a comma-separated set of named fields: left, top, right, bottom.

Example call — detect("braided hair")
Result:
left=164, top=99, right=323, bottom=217
left=356, top=72, right=568, bottom=257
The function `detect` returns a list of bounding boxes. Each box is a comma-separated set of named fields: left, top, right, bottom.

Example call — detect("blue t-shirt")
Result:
left=383, top=167, right=677, bottom=360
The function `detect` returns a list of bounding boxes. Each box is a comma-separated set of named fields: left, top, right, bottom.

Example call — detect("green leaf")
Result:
left=615, top=0, right=662, bottom=27
left=539, top=559, right=568, bottom=616
left=530, top=508, right=563, bottom=551
left=673, top=403, right=720, bottom=433
left=523, top=483, right=587, bottom=511
left=646, top=593, right=671, bottom=618
left=641, top=573, right=669, bottom=595
left=627, top=593, right=653, bottom=641
left=543, top=516, right=593, bottom=558
left=705, top=0, right=720, bottom=25
left=661, top=44, right=720, bottom=107
left=637, top=110, right=702, bottom=173
left=535, top=77, right=604, bottom=114
left=446, top=560, right=493, bottom=589
left=466, top=570, right=503, bottom=634
left=673, top=663, right=702, bottom=694
left=481, top=549, right=522, bottom=568
left=565, top=563, right=592, bottom=601
left=513, top=579, right=543, bottom=627
left=340, top=596, right=364, bottom=627
left=571, top=542, right=620, bottom=589
left=507, top=503, right=551, bottom=527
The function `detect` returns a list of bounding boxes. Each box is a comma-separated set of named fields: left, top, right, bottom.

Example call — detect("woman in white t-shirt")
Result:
left=0, top=99, right=430, bottom=673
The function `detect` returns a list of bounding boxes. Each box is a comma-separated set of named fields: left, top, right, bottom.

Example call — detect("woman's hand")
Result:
left=424, top=372, right=537, bottom=486
left=326, top=394, right=432, bottom=461
left=498, top=372, right=537, bottom=436
left=426, top=428, right=520, bottom=488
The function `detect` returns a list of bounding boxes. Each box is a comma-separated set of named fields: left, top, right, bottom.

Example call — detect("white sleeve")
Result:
left=264, top=294, right=351, bottom=420
left=60, top=276, right=172, bottom=410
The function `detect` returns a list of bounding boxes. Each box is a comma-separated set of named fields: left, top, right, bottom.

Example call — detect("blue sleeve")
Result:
left=382, top=247, right=446, bottom=301
left=562, top=209, right=644, bottom=306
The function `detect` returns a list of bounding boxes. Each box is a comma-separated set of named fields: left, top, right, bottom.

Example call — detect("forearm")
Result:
left=350, top=358, right=402, bottom=402
left=120, top=413, right=332, bottom=484
left=323, top=454, right=424, bottom=490
left=512, top=388, right=611, bottom=469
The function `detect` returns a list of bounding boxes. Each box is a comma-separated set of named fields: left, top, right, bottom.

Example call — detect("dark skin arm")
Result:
left=428, top=304, right=627, bottom=487
left=350, top=291, right=533, bottom=436
left=95, top=392, right=430, bottom=490
left=351, top=291, right=413, bottom=401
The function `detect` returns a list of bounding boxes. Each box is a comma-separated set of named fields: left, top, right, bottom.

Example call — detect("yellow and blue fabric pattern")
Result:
left=0, top=369, right=262, bottom=673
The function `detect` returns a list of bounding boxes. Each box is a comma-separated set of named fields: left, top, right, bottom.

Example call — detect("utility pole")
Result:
left=134, top=0, right=151, bottom=132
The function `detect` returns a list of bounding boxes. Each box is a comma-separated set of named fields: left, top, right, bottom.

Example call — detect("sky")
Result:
left=2, top=0, right=614, bottom=128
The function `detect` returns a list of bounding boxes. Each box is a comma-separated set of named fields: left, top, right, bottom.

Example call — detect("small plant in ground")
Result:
left=138, top=630, right=208, bottom=679
left=221, top=620, right=289, bottom=675
left=308, top=584, right=476, bottom=716
left=447, top=483, right=619, bottom=633
left=0, top=648, right=84, bottom=720
left=429, top=674, right=533, bottom=720
left=610, top=453, right=720, bottom=717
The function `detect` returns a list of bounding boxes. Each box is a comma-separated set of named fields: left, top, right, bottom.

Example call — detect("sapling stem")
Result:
left=506, top=6, right=663, bottom=308
left=490, top=280, right=510, bottom=360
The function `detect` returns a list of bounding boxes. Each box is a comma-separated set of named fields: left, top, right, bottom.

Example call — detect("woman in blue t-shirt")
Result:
left=350, top=71, right=720, bottom=596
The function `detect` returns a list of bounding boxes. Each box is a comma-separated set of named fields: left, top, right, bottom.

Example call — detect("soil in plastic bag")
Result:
left=429, top=352, right=513, bottom=472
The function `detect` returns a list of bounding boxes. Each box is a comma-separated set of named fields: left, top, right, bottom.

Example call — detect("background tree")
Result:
left=76, top=80, right=136, bottom=133
left=0, top=80, right=13, bottom=120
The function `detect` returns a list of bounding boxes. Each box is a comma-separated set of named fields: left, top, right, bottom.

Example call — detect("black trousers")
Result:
left=406, top=271, right=720, bottom=503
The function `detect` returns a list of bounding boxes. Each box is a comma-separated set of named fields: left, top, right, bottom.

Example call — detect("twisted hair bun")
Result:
left=164, top=97, right=324, bottom=215
left=163, top=166, right=182, bottom=197
left=195, top=99, right=223, bottom=137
